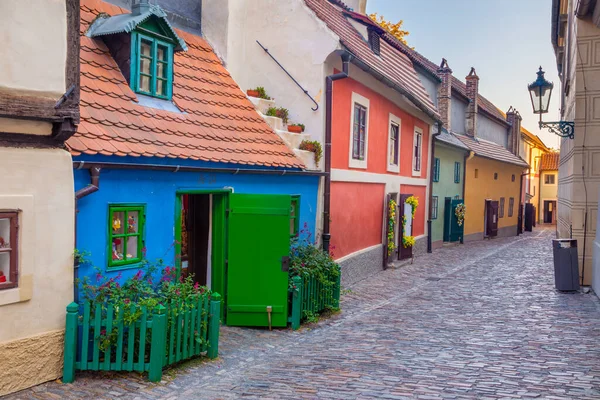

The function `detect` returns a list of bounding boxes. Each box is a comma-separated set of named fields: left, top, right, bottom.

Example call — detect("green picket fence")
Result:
left=289, top=267, right=341, bottom=330
left=63, top=293, right=221, bottom=383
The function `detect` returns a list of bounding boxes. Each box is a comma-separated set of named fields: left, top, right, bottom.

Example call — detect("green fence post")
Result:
left=63, top=302, right=78, bottom=383
left=207, top=293, right=221, bottom=359
left=333, top=267, right=341, bottom=309
left=148, top=305, right=166, bottom=382
left=291, top=276, right=303, bottom=330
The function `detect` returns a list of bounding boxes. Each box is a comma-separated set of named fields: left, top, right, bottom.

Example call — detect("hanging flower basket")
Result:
left=387, top=198, right=397, bottom=256
left=455, top=203, right=466, bottom=226
left=402, top=196, right=419, bottom=248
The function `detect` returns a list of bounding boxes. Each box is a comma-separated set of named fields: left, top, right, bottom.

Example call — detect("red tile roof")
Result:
left=381, top=32, right=509, bottom=126
left=304, top=0, right=439, bottom=120
left=540, top=152, right=559, bottom=171
left=71, top=0, right=304, bottom=169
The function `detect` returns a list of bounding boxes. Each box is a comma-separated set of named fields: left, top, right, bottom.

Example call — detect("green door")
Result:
left=226, top=193, right=291, bottom=327
left=449, top=199, right=464, bottom=242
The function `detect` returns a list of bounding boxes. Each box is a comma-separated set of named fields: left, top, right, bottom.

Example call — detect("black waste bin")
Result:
left=552, top=239, right=580, bottom=291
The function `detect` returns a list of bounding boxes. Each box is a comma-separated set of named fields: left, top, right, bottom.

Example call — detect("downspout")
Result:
left=519, top=171, right=530, bottom=236
left=73, top=166, right=101, bottom=303
left=462, top=151, right=475, bottom=243
left=323, top=52, right=351, bottom=253
left=427, top=122, right=442, bottom=253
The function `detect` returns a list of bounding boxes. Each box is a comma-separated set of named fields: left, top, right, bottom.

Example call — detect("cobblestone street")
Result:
left=9, top=227, right=600, bottom=399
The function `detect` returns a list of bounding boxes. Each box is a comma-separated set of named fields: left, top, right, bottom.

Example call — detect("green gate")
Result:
left=444, top=198, right=464, bottom=243
left=226, top=194, right=291, bottom=327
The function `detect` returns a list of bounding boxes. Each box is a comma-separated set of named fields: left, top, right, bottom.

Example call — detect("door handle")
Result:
left=281, top=256, right=290, bottom=272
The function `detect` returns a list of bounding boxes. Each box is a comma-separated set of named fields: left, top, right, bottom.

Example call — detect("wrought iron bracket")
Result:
left=539, top=120, right=574, bottom=139
left=256, top=40, right=319, bottom=111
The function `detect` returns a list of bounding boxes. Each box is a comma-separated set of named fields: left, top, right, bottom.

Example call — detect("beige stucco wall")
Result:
left=557, top=4, right=600, bottom=286
left=540, top=171, right=558, bottom=215
left=0, top=330, right=65, bottom=396
left=0, top=0, right=67, bottom=98
left=0, top=147, right=74, bottom=395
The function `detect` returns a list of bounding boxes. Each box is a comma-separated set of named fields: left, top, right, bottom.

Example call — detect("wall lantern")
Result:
left=528, top=66, right=574, bottom=139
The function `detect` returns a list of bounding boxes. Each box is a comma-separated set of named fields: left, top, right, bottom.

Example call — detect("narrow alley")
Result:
left=11, top=228, right=600, bottom=399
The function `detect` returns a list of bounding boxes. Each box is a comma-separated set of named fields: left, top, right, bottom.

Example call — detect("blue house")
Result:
left=70, top=0, right=320, bottom=328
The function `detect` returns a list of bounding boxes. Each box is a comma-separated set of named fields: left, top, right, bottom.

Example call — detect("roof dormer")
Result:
left=86, top=0, right=187, bottom=101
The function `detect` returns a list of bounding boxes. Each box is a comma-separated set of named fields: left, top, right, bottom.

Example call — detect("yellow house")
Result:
left=520, top=126, right=551, bottom=223
left=458, top=135, right=529, bottom=241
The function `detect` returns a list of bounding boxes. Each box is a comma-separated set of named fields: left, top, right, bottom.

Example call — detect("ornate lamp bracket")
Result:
left=539, top=121, right=574, bottom=139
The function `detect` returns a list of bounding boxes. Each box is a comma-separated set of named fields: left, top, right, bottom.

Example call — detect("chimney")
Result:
left=132, top=0, right=150, bottom=16
left=465, top=67, right=479, bottom=137
left=344, top=0, right=367, bottom=14
left=506, top=106, right=522, bottom=155
left=437, top=58, right=452, bottom=129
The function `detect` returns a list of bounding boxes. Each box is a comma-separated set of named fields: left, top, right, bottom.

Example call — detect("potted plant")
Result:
left=265, top=107, right=289, bottom=124
left=247, top=86, right=271, bottom=100
left=299, top=140, right=322, bottom=165
left=287, top=123, right=305, bottom=134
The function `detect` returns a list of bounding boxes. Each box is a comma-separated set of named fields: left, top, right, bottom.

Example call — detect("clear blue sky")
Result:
left=366, top=0, right=561, bottom=149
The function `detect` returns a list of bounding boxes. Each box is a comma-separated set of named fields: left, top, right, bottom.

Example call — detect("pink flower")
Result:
left=175, top=289, right=180, bottom=295
left=124, top=298, right=130, bottom=304
left=95, top=273, right=102, bottom=282
left=194, top=282, right=200, bottom=290
left=134, top=270, right=143, bottom=280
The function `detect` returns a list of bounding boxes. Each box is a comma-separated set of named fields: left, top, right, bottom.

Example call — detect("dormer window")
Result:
left=86, top=0, right=187, bottom=101
left=133, top=33, right=173, bottom=99
left=368, top=28, right=380, bottom=56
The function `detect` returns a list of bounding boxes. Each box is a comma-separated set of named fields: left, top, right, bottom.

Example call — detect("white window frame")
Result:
left=348, top=92, right=370, bottom=169
left=412, top=127, right=423, bottom=176
left=387, top=113, right=401, bottom=173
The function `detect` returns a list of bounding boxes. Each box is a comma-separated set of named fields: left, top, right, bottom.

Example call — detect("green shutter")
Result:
left=433, top=158, right=440, bottom=182
left=226, top=194, right=291, bottom=327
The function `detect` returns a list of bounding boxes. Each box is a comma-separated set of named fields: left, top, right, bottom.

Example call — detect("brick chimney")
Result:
left=465, top=67, right=479, bottom=137
left=132, top=0, right=150, bottom=16
left=506, top=106, right=522, bottom=155
left=437, top=58, right=452, bottom=129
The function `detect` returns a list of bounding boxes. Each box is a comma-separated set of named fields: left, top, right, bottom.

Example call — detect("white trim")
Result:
left=387, top=113, right=401, bottom=173
left=331, top=168, right=428, bottom=186
left=412, top=126, right=423, bottom=177
left=542, top=171, right=557, bottom=186
left=335, top=243, right=381, bottom=263
left=349, top=92, right=370, bottom=169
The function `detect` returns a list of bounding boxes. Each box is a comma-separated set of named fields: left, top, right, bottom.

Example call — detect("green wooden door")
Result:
left=226, top=194, right=291, bottom=327
left=449, top=199, right=464, bottom=242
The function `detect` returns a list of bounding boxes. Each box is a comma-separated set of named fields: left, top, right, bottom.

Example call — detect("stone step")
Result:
left=258, top=112, right=284, bottom=131
left=275, top=130, right=311, bottom=149
left=294, top=149, right=320, bottom=171
left=248, top=96, right=276, bottom=114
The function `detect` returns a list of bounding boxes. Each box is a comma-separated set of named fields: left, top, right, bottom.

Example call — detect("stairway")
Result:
left=248, top=96, right=320, bottom=171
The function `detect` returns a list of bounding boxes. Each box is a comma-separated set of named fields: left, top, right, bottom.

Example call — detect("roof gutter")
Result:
left=338, top=44, right=442, bottom=125
left=72, top=161, right=328, bottom=176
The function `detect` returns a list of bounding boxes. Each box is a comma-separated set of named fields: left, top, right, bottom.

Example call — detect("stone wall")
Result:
left=339, top=245, right=383, bottom=287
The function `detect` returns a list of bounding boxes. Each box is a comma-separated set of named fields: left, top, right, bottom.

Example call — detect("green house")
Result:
left=431, top=130, right=469, bottom=249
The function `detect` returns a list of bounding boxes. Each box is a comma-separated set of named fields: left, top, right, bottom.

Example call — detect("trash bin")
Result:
left=552, top=239, right=580, bottom=291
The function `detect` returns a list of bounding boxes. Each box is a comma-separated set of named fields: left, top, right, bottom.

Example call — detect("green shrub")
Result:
left=298, top=140, right=323, bottom=164
left=265, top=107, right=289, bottom=124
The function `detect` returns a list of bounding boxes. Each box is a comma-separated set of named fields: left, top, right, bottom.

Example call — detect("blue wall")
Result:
left=74, top=156, right=320, bottom=290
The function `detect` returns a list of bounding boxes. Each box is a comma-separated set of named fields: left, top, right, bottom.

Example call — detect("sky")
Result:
left=366, top=0, right=561, bottom=149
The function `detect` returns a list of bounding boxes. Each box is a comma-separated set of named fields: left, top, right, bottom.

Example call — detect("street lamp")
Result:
left=528, top=66, right=574, bottom=139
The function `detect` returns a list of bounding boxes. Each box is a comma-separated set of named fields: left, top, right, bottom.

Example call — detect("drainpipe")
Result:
left=462, top=151, right=475, bottom=243
left=73, top=166, right=101, bottom=303
left=519, top=171, right=530, bottom=236
left=323, top=51, right=351, bottom=254
left=427, top=122, right=443, bottom=253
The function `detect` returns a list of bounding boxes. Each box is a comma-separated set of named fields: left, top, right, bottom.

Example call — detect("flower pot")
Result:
left=247, top=90, right=259, bottom=97
left=288, top=125, right=303, bottom=134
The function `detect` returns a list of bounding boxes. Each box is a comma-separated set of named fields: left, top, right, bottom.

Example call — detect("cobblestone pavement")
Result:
left=9, top=228, right=600, bottom=399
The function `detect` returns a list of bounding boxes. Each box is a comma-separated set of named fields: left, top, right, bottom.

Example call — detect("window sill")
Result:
left=107, top=262, right=143, bottom=272
left=387, top=164, right=400, bottom=174
left=412, top=170, right=421, bottom=177
left=349, top=159, right=367, bottom=169
left=0, top=274, right=33, bottom=306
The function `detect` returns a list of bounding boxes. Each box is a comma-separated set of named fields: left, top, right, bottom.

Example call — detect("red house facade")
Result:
left=305, top=0, right=441, bottom=283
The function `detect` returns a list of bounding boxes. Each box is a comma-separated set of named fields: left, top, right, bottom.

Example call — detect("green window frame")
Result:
left=431, top=196, right=438, bottom=219
left=108, top=204, right=145, bottom=268
left=454, top=161, right=461, bottom=183
left=131, top=31, right=174, bottom=100
left=290, top=196, right=300, bottom=237
left=433, top=158, right=440, bottom=182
